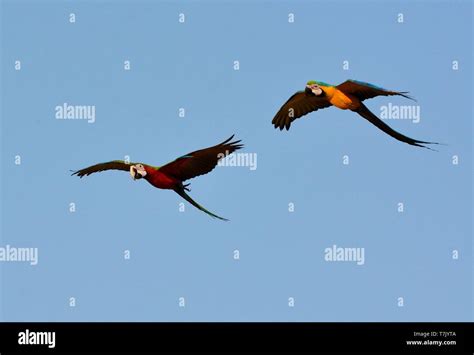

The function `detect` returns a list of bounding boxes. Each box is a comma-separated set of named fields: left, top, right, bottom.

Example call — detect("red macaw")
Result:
left=72, top=135, right=243, bottom=221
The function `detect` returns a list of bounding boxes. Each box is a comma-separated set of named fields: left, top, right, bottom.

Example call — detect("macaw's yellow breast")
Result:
left=322, top=86, right=360, bottom=110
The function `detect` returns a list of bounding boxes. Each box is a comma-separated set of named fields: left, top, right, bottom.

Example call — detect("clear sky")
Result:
left=1, top=0, right=472, bottom=321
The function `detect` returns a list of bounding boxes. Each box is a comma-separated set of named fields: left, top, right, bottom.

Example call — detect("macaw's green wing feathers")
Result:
left=355, top=104, right=438, bottom=149
left=337, top=80, right=415, bottom=101
left=71, top=160, right=136, bottom=178
left=272, top=91, right=331, bottom=130
left=174, top=186, right=228, bottom=221
left=159, top=135, right=243, bottom=182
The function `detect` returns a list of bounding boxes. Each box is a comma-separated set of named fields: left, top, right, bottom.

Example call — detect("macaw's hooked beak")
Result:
left=305, top=86, right=312, bottom=94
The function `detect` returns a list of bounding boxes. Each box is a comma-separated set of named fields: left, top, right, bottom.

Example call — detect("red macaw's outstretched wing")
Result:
left=272, top=91, right=332, bottom=130
left=71, top=160, right=138, bottom=178
left=159, top=135, right=243, bottom=182
left=336, top=80, right=415, bottom=102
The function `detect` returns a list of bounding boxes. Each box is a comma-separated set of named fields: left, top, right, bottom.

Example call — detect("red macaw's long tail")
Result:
left=173, top=186, right=229, bottom=221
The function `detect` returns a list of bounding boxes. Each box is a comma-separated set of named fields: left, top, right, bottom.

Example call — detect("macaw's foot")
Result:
left=183, top=183, right=191, bottom=192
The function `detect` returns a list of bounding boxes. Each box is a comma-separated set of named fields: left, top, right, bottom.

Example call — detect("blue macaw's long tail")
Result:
left=355, top=103, right=439, bottom=150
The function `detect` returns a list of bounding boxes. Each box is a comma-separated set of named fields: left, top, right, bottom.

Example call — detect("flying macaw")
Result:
left=72, top=135, right=243, bottom=221
left=272, top=80, right=437, bottom=149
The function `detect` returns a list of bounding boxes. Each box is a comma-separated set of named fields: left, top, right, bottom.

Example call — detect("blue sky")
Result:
left=1, top=0, right=472, bottom=321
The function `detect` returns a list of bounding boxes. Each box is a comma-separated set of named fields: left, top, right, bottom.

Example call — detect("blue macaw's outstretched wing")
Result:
left=337, top=80, right=415, bottom=101
left=272, top=91, right=332, bottom=130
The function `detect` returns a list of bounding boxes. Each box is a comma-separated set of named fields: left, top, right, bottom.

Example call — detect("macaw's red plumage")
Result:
left=72, top=135, right=243, bottom=221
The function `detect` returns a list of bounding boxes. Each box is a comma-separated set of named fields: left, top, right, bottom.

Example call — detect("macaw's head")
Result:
left=130, top=164, right=147, bottom=180
left=305, top=80, right=323, bottom=96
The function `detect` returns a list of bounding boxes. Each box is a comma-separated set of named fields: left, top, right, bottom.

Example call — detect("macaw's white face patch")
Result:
left=130, top=164, right=147, bottom=180
left=311, top=85, right=323, bottom=96
left=307, top=84, right=323, bottom=96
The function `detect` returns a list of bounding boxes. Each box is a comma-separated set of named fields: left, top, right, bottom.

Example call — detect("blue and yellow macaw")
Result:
left=272, top=80, right=437, bottom=149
